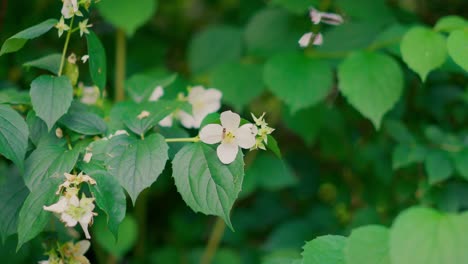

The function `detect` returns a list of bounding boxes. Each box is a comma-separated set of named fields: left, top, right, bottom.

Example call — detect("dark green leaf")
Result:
left=23, top=53, right=61, bottom=75
left=454, top=149, right=468, bottom=180
left=424, top=150, right=454, bottom=184
left=266, top=135, right=281, bottom=159
left=59, top=108, right=107, bottom=135
left=302, top=235, right=347, bottom=264
left=392, top=144, right=427, bottom=169
left=87, top=31, right=107, bottom=93
left=94, top=215, right=138, bottom=258
left=0, top=105, right=29, bottom=169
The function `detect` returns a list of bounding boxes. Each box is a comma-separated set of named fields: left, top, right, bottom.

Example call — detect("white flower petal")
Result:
left=79, top=220, right=92, bottom=239
left=200, top=124, right=223, bottom=144
left=83, top=152, right=92, bottom=163
left=69, top=195, right=80, bottom=206
left=149, top=86, right=164, bottom=101
left=43, top=197, right=68, bottom=213
left=235, top=124, right=257, bottom=149
left=159, top=115, right=173, bottom=127
left=75, top=240, right=91, bottom=256
left=299, top=32, right=313, bottom=48
left=220, top=111, right=240, bottom=131
left=179, top=111, right=197, bottom=128
left=61, top=213, right=78, bottom=227
left=312, top=33, right=323, bottom=46
left=217, top=142, right=239, bottom=164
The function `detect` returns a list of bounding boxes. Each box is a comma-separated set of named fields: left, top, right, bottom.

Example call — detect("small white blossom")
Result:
left=61, top=0, right=82, bottom=19
left=299, top=32, right=323, bottom=48
left=55, top=17, right=70, bottom=38
left=78, top=19, right=92, bottom=37
left=68, top=53, right=77, bottom=64
left=158, top=115, right=173, bottom=127
left=57, top=172, right=96, bottom=194
left=55, top=128, right=63, bottom=138
left=80, top=85, right=99, bottom=105
left=309, top=7, right=344, bottom=25
left=250, top=112, right=275, bottom=150
left=137, top=110, right=150, bottom=120
left=149, top=86, right=164, bottom=101
left=81, top=55, right=89, bottom=63
left=199, top=110, right=257, bottom=164
left=83, top=152, right=92, bottom=163
left=179, top=86, right=222, bottom=129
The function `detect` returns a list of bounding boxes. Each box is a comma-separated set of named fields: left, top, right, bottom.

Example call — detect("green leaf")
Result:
left=454, top=149, right=468, bottom=180
left=126, top=73, right=177, bottom=103
left=302, top=235, right=347, bottom=264
left=344, top=225, right=391, bottom=264
left=16, top=177, right=62, bottom=250
left=392, top=144, right=427, bottom=169
left=390, top=207, right=468, bottom=264
left=401, top=27, right=447, bottom=81
left=0, top=89, right=30, bottom=105
left=26, top=110, right=62, bottom=147
left=172, top=143, right=244, bottom=230
left=424, top=150, right=454, bottom=184
left=86, top=31, right=107, bottom=93
left=0, top=173, right=29, bottom=243
left=97, top=0, right=156, bottom=36
left=87, top=170, right=126, bottom=238
left=23, top=53, right=61, bottom=75
left=0, top=105, right=29, bottom=169
left=270, top=0, right=319, bottom=14
left=59, top=107, right=107, bottom=135
left=0, top=19, right=57, bottom=56
left=266, top=135, right=281, bottom=159
left=245, top=8, right=301, bottom=57
left=336, top=0, right=394, bottom=26
left=434, top=16, right=468, bottom=32
left=317, top=22, right=382, bottom=53
left=23, top=145, right=80, bottom=190
left=264, top=52, right=333, bottom=113
left=283, top=104, right=324, bottom=145
left=211, top=62, right=264, bottom=111
left=106, top=134, right=168, bottom=204
left=94, top=214, right=138, bottom=258
left=188, top=25, right=243, bottom=75
left=447, top=29, right=468, bottom=72
left=338, top=51, right=403, bottom=129
left=30, top=75, right=73, bottom=131
left=384, top=120, right=416, bottom=144
left=371, top=23, right=408, bottom=56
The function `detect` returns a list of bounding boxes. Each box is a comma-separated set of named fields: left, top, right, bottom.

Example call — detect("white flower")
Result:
left=81, top=55, right=89, bottom=63
left=199, top=110, right=257, bottom=164
left=61, top=0, right=81, bottom=19
left=55, top=17, right=70, bottom=38
left=56, top=172, right=96, bottom=194
left=309, top=7, right=344, bottom=25
left=149, top=86, right=164, bottom=101
left=179, top=86, right=222, bottom=129
left=298, top=32, right=323, bottom=47
left=60, top=194, right=97, bottom=239
left=158, top=115, right=173, bottom=127
left=78, top=19, right=92, bottom=37
left=83, top=152, right=92, bottom=163
left=80, top=85, right=99, bottom=105
left=250, top=112, right=275, bottom=150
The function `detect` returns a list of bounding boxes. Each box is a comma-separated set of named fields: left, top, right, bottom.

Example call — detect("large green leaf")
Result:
left=97, top=0, right=156, bottom=36
left=302, top=235, right=347, bottom=264
left=59, top=106, right=107, bottom=135
left=188, top=25, right=243, bottom=75
left=344, top=225, right=391, bottom=264
left=0, top=19, right=57, bottom=56
left=30, top=75, right=73, bottom=131
left=86, top=31, right=107, bottom=93
left=338, top=51, right=403, bottom=129
left=23, top=145, right=80, bottom=190
left=401, top=27, right=447, bottom=81
left=0, top=105, right=29, bottom=169
left=264, top=52, right=333, bottom=113
left=390, top=207, right=468, bottom=264
left=172, top=143, right=244, bottom=230
left=0, top=173, right=29, bottom=243
left=23, top=53, right=61, bottom=75
left=447, top=29, right=468, bottom=72
left=424, top=150, right=454, bottom=184
left=106, top=134, right=169, bottom=204
left=211, top=62, right=264, bottom=111
left=16, top=177, right=62, bottom=250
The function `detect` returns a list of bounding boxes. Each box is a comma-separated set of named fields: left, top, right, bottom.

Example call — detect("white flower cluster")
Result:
left=43, top=172, right=97, bottom=239
left=55, top=0, right=93, bottom=37
left=148, top=85, right=222, bottom=129
left=299, top=7, right=344, bottom=48
left=38, top=240, right=91, bottom=264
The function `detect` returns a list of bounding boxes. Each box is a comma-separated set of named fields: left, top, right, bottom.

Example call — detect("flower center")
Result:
left=222, top=129, right=236, bottom=144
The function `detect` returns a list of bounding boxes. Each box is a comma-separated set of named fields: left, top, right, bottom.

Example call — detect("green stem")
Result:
left=134, top=189, right=148, bottom=259
left=58, top=16, right=75, bottom=76
left=165, top=137, right=200, bottom=143
left=115, top=28, right=126, bottom=102
left=200, top=217, right=226, bottom=264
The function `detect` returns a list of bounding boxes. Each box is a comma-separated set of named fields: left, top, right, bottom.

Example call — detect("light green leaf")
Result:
left=30, top=75, right=73, bottom=131
left=0, top=19, right=57, bottom=56
left=264, top=52, right=332, bottom=113
left=97, top=0, right=156, bottom=36
left=447, top=29, right=468, bottom=72
left=188, top=25, right=243, bottom=75
left=390, top=207, right=468, bottom=264
left=211, top=62, right=264, bottom=111
left=86, top=169, right=126, bottom=239
left=106, top=134, right=168, bottom=204
left=172, top=143, right=244, bottom=230
left=344, top=225, right=391, bottom=264
left=302, top=235, right=347, bottom=264
left=0, top=173, right=29, bottom=243
left=454, top=149, right=468, bottom=180
left=338, top=51, right=403, bottom=129
left=434, top=16, right=468, bottom=32
left=392, top=144, right=427, bottom=169
left=16, top=177, right=62, bottom=250
left=87, top=31, right=107, bottom=93
left=401, top=27, right=447, bottom=81
left=245, top=8, right=301, bottom=57
left=0, top=105, right=29, bottom=169
left=23, top=53, right=61, bottom=75
left=23, top=145, right=79, bottom=190
left=266, top=135, right=281, bottom=159
left=94, top=215, right=138, bottom=258
left=424, top=150, right=454, bottom=184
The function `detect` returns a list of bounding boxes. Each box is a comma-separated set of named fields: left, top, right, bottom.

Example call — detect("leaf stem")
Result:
left=58, top=16, right=75, bottom=76
left=165, top=137, right=200, bottom=143
left=200, top=217, right=226, bottom=264
left=115, top=28, right=126, bottom=102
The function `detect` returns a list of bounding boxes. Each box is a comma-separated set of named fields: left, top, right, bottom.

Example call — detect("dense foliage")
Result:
left=0, top=0, right=467, bottom=263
